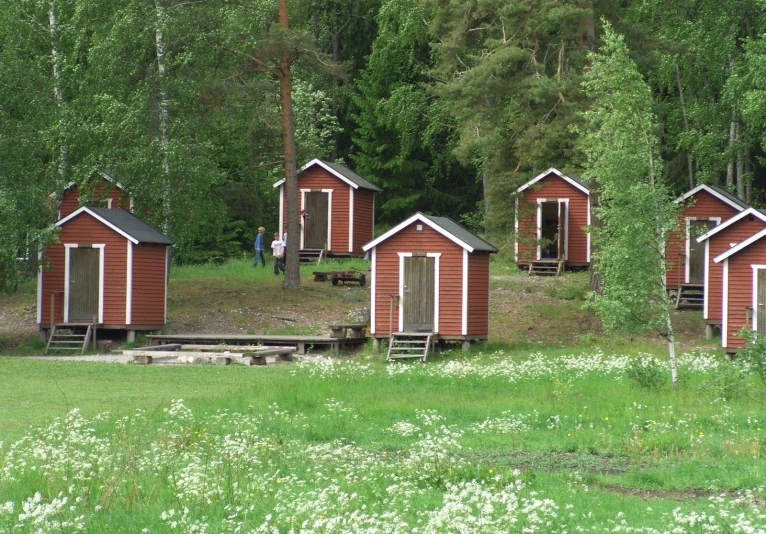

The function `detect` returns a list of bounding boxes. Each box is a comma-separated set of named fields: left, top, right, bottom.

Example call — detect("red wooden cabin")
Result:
left=667, top=184, right=748, bottom=293
left=55, top=173, right=131, bottom=219
left=695, top=208, right=766, bottom=338
left=713, top=227, right=766, bottom=351
left=362, top=212, right=497, bottom=351
left=514, top=168, right=590, bottom=270
left=274, top=159, right=382, bottom=258
left=38, top=207, right=173, bottom=342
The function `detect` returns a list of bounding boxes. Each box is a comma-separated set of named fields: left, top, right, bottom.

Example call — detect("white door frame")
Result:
left=685, top=217, right=720, bottom=283
left=64, top=243, right=105, bottom=324
left=398, top=252, right=441, bottom=333
left=300, top=188, right=333, bottom=250
left=536, top=198, right=569, bottom=260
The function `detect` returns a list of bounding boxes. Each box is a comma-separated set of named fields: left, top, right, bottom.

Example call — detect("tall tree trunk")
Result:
left=659, top=243, right=678, bottom=388
left=329, top=1, right=339, bottom=161
left=278, top=0, right=300, bottom=290
left=674, top=62, right=694, bottom=189
left=726, top=110, right=737, bottom=188
left=588, top=186, right=601, bottom=295
left=736, top=141, right=745, bottom=201
left=578, top=2, right=595, bottom=48
left=745, top=145, right=753, bottom=204
left=48, top=1, right=66, bottom=184
left=482, top=162, right=491, bottom=225
left=155, top=0, right=172, bottom=234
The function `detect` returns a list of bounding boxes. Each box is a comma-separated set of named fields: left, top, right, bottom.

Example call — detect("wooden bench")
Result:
left=328, top=324, right=366, bottom=339
left=128, top=345, right=295, bottom=366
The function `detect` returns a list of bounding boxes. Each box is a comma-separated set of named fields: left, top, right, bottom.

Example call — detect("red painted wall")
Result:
left=131, top=244, right=167, bottom=325
left=467, top=252, right=491, bottom=336
left=723, top=241, right=766, bottom=349
left=59, top=177, right=130, bottom=219
left=705, top=217, right=766, bottom=322
left=516, top=173, right=589, bottom=264
left=666, top=190, right=741, bottom=290
left=373, top=223, right=466, bottom=336
left=353, top=189, right=375, bottom=254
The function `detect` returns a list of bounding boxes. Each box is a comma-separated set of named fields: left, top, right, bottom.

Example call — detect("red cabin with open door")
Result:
left=274, top=159, right=382, bottom=258
left=38, top=207, right=173, bottom=342
left=514, top=168, right=590, bottom=269
left=363, top=212, right=497, bottom=349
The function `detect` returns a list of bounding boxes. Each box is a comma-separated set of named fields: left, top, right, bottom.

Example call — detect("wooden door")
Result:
left=558, top=201, right=567, bottom=260
left=304, top=192, right=329, bottom=249
left=757, top=270, right=766, bottom=335
left=68, top=247, right=99, bottom=322
left=403, top=256, right=435, bottom=332
left=687, top=220, right=717, bottom=284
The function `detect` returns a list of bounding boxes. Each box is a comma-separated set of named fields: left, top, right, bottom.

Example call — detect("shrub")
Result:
left=737, top=328, right=766, bottom=390
left=625, top=357, right=665, bottom=389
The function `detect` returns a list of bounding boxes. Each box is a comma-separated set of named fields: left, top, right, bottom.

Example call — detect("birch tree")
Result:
left=576, top=23, right=680, bottom=387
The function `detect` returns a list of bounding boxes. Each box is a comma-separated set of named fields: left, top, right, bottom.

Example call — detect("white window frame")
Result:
left=536, top=198, right=569, bottom=261
left=300, top=188, right=333, bottom=250
left=685, top=217, right=720, bottom=284
left=64, top=243, right=105, bottom=324
left=397, top=252, right=441, bottom=333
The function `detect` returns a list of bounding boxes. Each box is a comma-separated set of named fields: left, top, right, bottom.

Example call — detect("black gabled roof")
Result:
left=317, top=160, right=383, bottom=192
left=707, top=184, right=750, bottom=210
left=422, top=214, right=498, bottom=253
left=85, top=208, right=174, bottom=245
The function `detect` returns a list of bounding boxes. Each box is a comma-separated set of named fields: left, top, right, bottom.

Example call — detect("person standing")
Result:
left=253, top=226, right=266, bottom=267
left=271, top=232, right=285, bottom=275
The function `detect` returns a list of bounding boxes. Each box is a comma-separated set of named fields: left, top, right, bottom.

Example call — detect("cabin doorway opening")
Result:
left=67, top=246, right=100, bottom=322
left=538, top=201, right=567, bottom=260
left=303, top=191, right=329, bottom=249
left=686, top=219, right=717, bottom=284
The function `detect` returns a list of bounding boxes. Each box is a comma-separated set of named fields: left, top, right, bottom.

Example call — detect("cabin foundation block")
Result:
left=373, top=338, right=381, bottom=353
left=127, top=330, right=136, bottom=343
left=135, top=355, right=153, bottom=365
left=462, top=340, right=471, bottom=352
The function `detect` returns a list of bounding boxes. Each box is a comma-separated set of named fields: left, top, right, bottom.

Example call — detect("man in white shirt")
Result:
left=271, top=233, right=285, bottom=275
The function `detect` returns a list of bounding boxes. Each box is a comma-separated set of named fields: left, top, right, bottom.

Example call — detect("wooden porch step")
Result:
left=675, top=283, right=704, bottom=310
left=45, top=323, right=96, bottom=355
left=386, top=333, right=433, bottom=362
left=528, top=260, right=564, bottom=276
left=299, top=249, right=325, bottom=265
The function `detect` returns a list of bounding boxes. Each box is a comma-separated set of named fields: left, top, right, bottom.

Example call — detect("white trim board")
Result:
left=126, top=241, right=133, bottom=325
left=397, top=252, right=441, bottom=333
left=514, top=168, right=590, bottom=196
left=364, top=212, right=475, bottom=253
left=57, top=206, right=140, bottom=245
left=349, top=187, right=355, bottom=252
left=370, top=248, right=377, bottom=334
left=697, top=207, right=766, bottom=243
left=714, top=227, right=766, bottom=263
left=461, top=249, right=468, bottom=336
left=676, top=183, right=748, bottom=212
left=752, top=265, right=766, bottom=334
left=722, top=259, right=729, bottom=348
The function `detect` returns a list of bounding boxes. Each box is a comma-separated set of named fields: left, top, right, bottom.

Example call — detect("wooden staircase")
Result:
left=45, top=323, right=96, bottom=355
left=675, top=284, right=704, bottom=310
left=299, top=249, right=325, bottom=265
left=386, top=333, right=433, bottom=362
left=528, top=260, right=564, bottom=276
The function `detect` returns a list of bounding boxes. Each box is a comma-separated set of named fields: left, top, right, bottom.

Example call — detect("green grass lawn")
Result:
left=2, top=349, right=765, bottom=532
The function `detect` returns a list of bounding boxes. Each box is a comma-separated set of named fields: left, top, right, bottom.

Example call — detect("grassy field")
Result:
left=1, top=259, right=764, bottom=532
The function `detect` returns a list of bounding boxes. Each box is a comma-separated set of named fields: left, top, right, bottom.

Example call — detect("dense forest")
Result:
left=3, top=0, right=766, bottom=290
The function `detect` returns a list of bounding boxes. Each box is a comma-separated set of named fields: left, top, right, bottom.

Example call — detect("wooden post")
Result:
left=92, top=314, right=97, bottom=350
left=50, top=293, right=55, bottom=331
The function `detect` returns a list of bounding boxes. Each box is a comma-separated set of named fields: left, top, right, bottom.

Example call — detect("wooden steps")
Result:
left=45, top=323, right=96, bottom=355
left=528, top=260, right=564, bottom=276
left=675, top=284, right=704, bottom=310
left=387, top=333, right=432, bottom=362
left=299, top=249, right=325, bottom=265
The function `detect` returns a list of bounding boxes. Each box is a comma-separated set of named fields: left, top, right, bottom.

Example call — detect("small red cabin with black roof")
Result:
left=514, top=168, right=590, bottom=270
left=363, top=212, right=497, bottom=351
left=38, top=207, right=173, bottom=342
left=273, top=159, right=382, bottom=258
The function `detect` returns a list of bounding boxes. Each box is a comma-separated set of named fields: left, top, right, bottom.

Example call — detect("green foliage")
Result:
left=625, top=357, right=665, bottom=390
left=736, top=328, right=766, bottom=390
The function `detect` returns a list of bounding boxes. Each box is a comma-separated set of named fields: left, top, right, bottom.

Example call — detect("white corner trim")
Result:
left=514, top=196, right=519, bottom=262
left=349, top=187, right=355, bottom=252
left=721, top=258, right=729, bottom=348
left=586, top=196, right=591, bottom=263
left=326, top=189, right=333, bottom=250
left=751, top=265, right=766, bottom=333
left=714, top=227, right=766, bottom=263
left=397, top=252, right=441, bottom=333
left=97, top=245, right=105, bottom=324
left=370, top=248, right=377, bottom=334
left=462, top=249, right=468, bottom=336
left=126, top=241, right=133, bottom=325
left=164, top=246, right=169, bottom=323
left=364, top=212, right=474, bottom=252
left=36, top=249, right=43, bottom=324
left=703, top=240, right=710, bottom=319
left=515, top=168, right=590, bottom=196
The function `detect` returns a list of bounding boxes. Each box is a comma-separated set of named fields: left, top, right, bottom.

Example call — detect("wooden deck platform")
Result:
left=145, top=333, right=367, bottom=354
